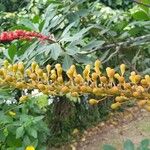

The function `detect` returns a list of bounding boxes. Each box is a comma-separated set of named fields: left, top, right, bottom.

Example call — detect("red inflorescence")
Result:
left=0, top=30, right=55, bottom=42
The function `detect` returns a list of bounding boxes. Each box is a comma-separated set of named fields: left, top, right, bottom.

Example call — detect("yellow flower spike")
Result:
left=3, top=60, right=9, bottom=68
left=137, top=100, right=147, bottom=107
left=43, top=73, right=48, bottom=81
left=83, top=64, right=91, bottom=81
left=100, top=76, right=107, bottom=83
left=31, top=61, right=37, bottom=72
left=141, top=79, right=147, bottom=86
left=114, top=73, right=120, bottom=79
left=29, top=73, right=37, bottom=81
left=144, top=105, right=150, bottom=112
left=134, top=75, right=141, bottom=83
left=12, top=64, right=18, bottom=73
left=37, top=84, right=46, bottom=91
left=55, top=64, right=63, bottom=77
left=18, top=62, right=24, bottom=73
left=71, top=92, right=79, bottom=97
left=61, top=86, right=69, bottom=93
left=50, top=70, right=57, bottom=81
left=19, top=95, right=28, bottom=103
left=16, top=82, right=25, bottom=89
left=74, top=74, right=84, bottom=84
left=94, top=59, right=101, bottom=75
left=115, top=96, right=123, bottom=102
left=25, top=145, right=35, bottom=150
left=70, top=65, right=77, bottom=77
left=35, top=65, right=39, bottom=74
left=106, top=68, right=115, bottom=78
left=145, top=75, right=150, bottom=84
left=91, top=72, right=98, bottom=81
left=109, top=86, right=119, bottom=95
left=95, top=59, right=101, bottom=68
left=118, top=76, right=125, bottom=84
left=131, top=71, right=136, bottom=76
left=129, top=75, right=135, bottom=84
left=80, top=85, right=88, bottom=93
left=133, top=91, right=141, bottom=98
left=93, top=87, right=104, bottom=96
left=123, top=83, right=131, bottom=90
left=68, top=65, right=77, bottom=77
left=26, top=68, right=31, bottom=76
left=7, top=64, right=13, bottom=72
left=46, top=64, right=51, bottom=74
left=66, top=65, right=75, bottom=79
left=5, top=75, right=14, bottom=82
left=120, top=64, right=126, bottom=76
left=136, top=86, right=145, bottom=93
left=37, top=68, right=43, bottom=77
left=57, top=76, right=63, bottom=83
left=55, top=63, right=61, bottom=69
left=111, top=102, right=121, bottom=109
left=89, top=99, right=99, bottom=106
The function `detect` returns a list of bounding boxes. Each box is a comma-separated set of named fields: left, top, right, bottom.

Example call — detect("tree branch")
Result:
left=79, top=34, right=150, bottom=54
left=132, top=0, right=150, bottom=7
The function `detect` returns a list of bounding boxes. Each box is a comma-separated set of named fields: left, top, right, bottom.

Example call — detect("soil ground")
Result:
left=50, top=107, right=150, bottom=150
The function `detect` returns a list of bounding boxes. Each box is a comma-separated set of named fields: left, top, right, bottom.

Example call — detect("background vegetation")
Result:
left=0, top=0, right=149, bottom=149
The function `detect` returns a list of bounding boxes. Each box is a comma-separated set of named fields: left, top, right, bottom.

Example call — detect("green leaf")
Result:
left=103, top=144, right=116, bottom=150
left=42, top=5, right=57, bottom=35
left=26, top=127, right=37, bottom=138
left=60, top=22, right=76, bottom=38
left=123, top=139, right=134, bottom=150
left=74, top=54, right=93, bottom=64
left=139, top=139, right=150, bottom=149
left=66, top=45, right=80, bottom=55
left=33, top=116, right=44, bottom=122
left=132, top=10, right=149, bottom=21
left=0, top=3, right=6, bottom=11
left=16, top=126, right=24, bottom=139
left=82, top=40, right=105, bottom=51
left=8, top=44, right=17, bottom=61
left=18, top=19, right=39, bottom=32
left=49, top=43, right=62, bottom=60
left=62, top=54, right=73, bottom=71
left=23, top=135, right=31, bottom=146
left=60, top=26, right=93, bottom=42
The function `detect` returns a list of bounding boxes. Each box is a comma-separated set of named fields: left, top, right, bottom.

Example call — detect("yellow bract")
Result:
left=0, top=60, right=149, bottom=111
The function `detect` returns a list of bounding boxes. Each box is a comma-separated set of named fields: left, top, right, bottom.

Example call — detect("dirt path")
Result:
left=50, top=107, right=150, bottom=150
left=76, top=108, right=150, bottom=150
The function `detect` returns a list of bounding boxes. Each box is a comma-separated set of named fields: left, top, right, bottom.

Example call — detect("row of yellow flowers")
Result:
left=0, top=60, right=149, bottom=110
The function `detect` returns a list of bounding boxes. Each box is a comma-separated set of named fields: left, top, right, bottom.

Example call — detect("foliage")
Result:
left=0, top=0, right=150, bottom=148
left=103, top=139, right=150, bottom=150
left=0, top=0, right=149, bottom=74
left=0, top=94, right=49, bottom=150
left=0, top=0, right=28, bottom=12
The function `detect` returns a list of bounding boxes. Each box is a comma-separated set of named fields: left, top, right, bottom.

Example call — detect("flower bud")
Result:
left=89, top=99, right=98, bottom=106
left=111, top=102, right=121, bottom=109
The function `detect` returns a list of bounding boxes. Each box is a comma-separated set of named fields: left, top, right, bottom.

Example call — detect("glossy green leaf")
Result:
left=123, top=139, right=134, bottom=150
left=8, top=44, right=17, bottom=61
left=62, top=54, right=73, bottom=71
left=103, top=144, right=117, bottom=150
left=132, top=10, right=149, bottom=21
left=16, top=126, right=24, bottom=139
left=26, top=127, right=37, bottom=138
left=139, top=139, right=150, bottom=150
left=49, top=43, right=62, bottom=60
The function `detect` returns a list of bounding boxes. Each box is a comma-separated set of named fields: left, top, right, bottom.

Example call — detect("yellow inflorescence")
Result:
left=0, top=60, right=150, bottom=110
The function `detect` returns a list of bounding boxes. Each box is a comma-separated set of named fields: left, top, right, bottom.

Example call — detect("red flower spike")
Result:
left=0, top=30, right=56, bottom=43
